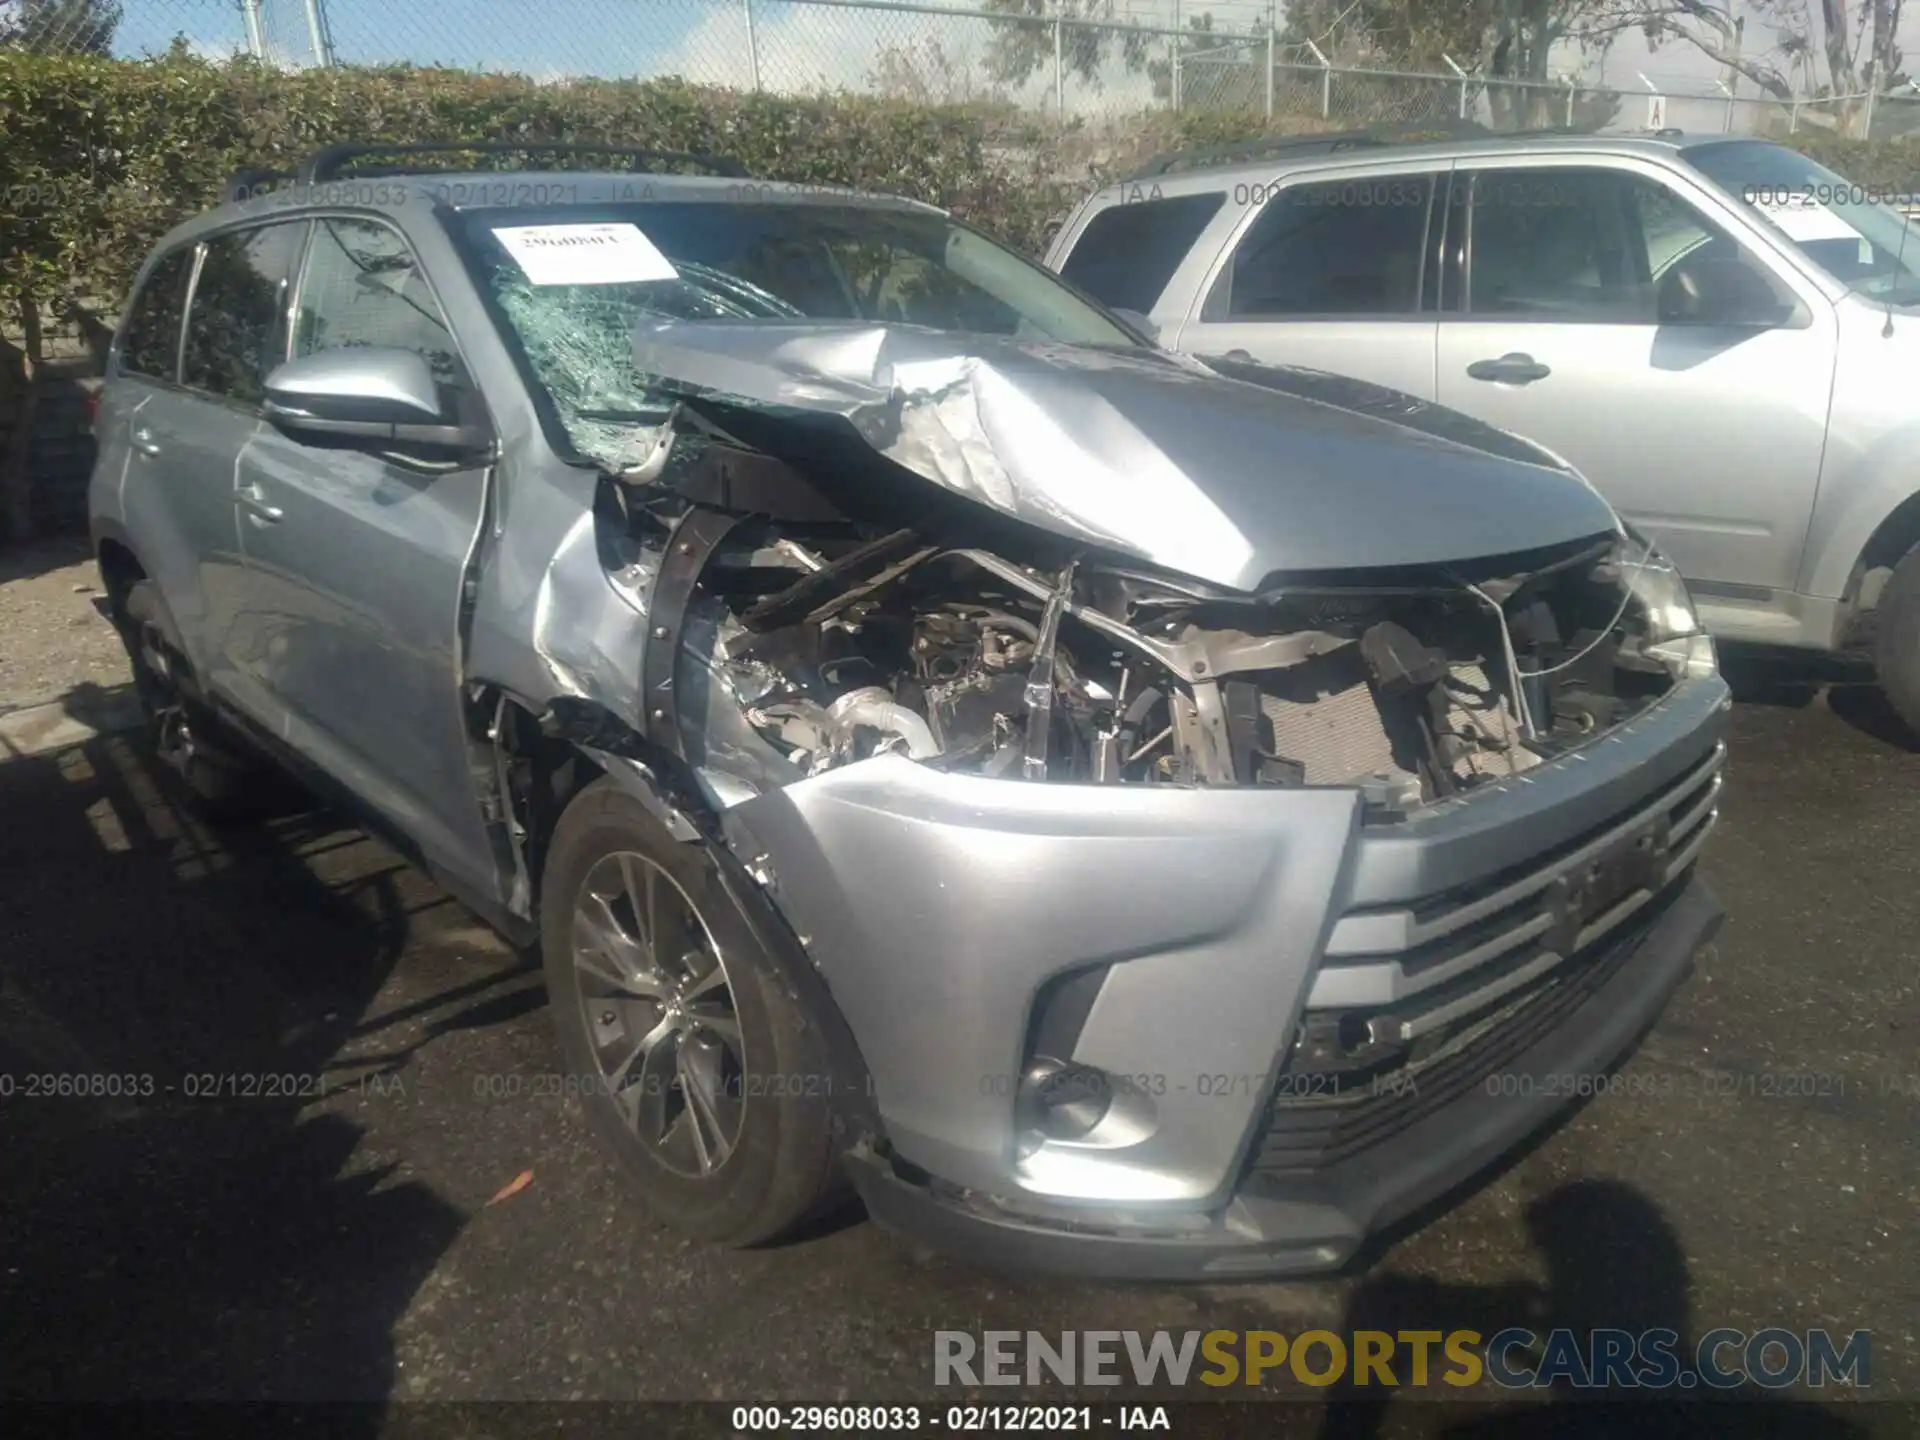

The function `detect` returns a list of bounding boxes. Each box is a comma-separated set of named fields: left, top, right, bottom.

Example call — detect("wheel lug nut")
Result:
left=600, top=1010, right=616, bottom=1026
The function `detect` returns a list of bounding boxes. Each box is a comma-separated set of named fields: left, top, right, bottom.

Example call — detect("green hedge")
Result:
left=0, top=51, right=1121, bottom=315
left=3, top=48, right=1920, bottom=324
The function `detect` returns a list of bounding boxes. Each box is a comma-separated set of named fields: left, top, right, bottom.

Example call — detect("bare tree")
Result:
left=979, top=0, right=1155, bottom=89
left=869, top=35, right=1009, bottom=104
left=1634, top=0, right=1906, bottom=122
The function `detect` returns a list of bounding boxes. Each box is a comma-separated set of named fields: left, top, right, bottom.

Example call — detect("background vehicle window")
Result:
left=119, top=247, right=194, bottom=380
left=1684, top=139, right=1920, bottom=304
left=1466, top=167, right=1790, bottom=324
left=1059, top=192, right=1225, bottom=313
left=295, top=218, right=464, bottom=385
left=180, top=222, right=308, bottom=402
left=1467, top=169, right=1647, bottom=320
left=1213, top=175, right=1433, bottom=317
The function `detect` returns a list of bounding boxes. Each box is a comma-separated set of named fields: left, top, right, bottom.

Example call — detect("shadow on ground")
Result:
left=0, top=532, right=93, bottom=588
left=0, top=727, right=510, bottom=1415
left=1718, top=643, right=1918, bottom=753
left=1314, top=1179, right=1875, bottom=1438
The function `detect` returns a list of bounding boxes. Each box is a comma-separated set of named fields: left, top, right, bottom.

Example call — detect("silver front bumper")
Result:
left=720, top=674, right=1731, bottom=1209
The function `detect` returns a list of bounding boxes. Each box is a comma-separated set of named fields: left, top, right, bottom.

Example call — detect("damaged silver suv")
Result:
left=90, top=143, right=1730, bottom=1278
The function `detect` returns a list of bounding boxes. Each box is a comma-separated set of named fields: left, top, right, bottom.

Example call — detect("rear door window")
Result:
left=1058, top=191, right=1226, bottom=313
left=1209, top=174, right=1435, bottom=317
left=1462, top=166, right=1795, bottom=324
left=181, top=221, right=310, bottom=403
left=118, top=247, right=194, bottom=381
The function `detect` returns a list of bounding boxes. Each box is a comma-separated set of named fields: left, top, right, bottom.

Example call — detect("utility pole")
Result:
left=1444, top=54, right=1470, bottom=120
left=238, top=0, right=266, bottom=60
left=1054, top=6, right=1064, bottom=124
left=1171, top=0, right=1182, bottom=113
left=1724, top=16, right=1744, bottom=133
left=1264, top=1, right=1276, bottom=120
left=744, top=0, right=762, bottom=92
left=302, top=0, right=334, bottom=67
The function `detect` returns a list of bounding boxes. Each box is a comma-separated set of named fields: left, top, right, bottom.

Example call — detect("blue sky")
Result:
left=113, top=0, right=706, bottom=76
left=107, top=1, right=1920, bottom=105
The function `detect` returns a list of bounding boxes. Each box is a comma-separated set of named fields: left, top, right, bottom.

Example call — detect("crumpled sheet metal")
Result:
left=629, top=321, right=1621, bottom=593
left=526, top=507, right=654, bottom=718
left=632, top=321, right=1249, bottom=585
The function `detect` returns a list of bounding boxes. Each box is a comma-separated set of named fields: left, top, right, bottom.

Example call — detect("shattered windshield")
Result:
left=452, top=201, right=1139, bottom=469
left=1683, top=139, right=1920, bottom=305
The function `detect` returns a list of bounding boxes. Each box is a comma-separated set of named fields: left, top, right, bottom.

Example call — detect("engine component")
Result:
left=669, top=521, right=1679, bottom=812
left=827, top=687, right=940, bottom=760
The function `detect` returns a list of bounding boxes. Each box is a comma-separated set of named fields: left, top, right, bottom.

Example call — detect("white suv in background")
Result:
left=1046, top=131, right=1920, bottom=733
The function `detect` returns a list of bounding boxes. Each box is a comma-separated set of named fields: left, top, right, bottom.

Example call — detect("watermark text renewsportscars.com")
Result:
left=934, top=1328, right=1870, bottom=1391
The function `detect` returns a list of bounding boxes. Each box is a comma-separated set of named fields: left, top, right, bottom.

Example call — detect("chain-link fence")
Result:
left=6, top=0, right=1920, bottom=142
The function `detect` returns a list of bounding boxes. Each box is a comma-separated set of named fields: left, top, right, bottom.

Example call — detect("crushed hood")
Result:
left=631, top=321, right=1620, bottom=592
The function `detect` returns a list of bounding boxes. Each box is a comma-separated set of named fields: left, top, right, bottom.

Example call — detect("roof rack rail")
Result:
left=294, top=140, right=750, bottom=185
left=1121, top=121, right=1593, bottom=182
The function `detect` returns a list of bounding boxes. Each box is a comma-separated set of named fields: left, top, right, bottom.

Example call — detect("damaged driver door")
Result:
left=232, top=215, right=500, bottom=896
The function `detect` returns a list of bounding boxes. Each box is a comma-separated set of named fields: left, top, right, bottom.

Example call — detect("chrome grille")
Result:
left=1306, top=740, right=1723, bottom=1021
left=1244, top=739, right=1724, bottom=1179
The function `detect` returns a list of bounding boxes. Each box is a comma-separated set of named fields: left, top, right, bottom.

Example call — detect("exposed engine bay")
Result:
left=533, top=321, right=1710, bottom=818
left=624, top=476, right=1687, bottom=816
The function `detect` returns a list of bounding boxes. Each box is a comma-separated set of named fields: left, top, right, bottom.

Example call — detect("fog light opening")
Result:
left=1017, top=1058, right=1113, bottom=1144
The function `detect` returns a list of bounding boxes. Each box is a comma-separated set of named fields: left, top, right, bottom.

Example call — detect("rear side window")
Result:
left=1209, top=174, right=1435, bottom=318
left=1059, top=192, right=1225, bottom=313
left=294, top=217, right=465, bottom=386
left=119, top=248, right=193, bottom=380
left=182, top=221, right=309, bottom=403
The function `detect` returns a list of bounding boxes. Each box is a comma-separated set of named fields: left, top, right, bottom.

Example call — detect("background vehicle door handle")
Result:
left=131, top=426, right=162, bottom=457
left=236, top=483, right=284, bottom=525
left=1466, top=353, right=1552, bottom=384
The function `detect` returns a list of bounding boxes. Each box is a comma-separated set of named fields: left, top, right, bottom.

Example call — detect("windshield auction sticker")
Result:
left=492, top=222, right=678, bottom=285
left=1745, top=191, right=1865, bottom=245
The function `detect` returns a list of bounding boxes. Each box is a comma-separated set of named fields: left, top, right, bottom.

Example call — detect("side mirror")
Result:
left=263, top=348, right=492, bottom=453
left=1110, top=308, right=1161, bottom=344
left=1657, top=254, right=1788, bottom=327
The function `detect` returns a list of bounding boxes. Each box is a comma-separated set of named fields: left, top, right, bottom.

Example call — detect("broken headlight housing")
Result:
left=1617, top=530, right=1717, bottom=681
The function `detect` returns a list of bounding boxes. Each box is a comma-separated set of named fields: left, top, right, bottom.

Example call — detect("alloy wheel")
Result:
left=134, top=618, right=201, bottom=773
left=570, top=850, right=746, bottom=1178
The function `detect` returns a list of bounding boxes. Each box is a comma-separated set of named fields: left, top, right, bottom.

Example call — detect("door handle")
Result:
left=236, top=483, right=284, bottom=525
left=131, top=426, right=162, bottom=457
left=1466, top=352, right=1552, bottom=384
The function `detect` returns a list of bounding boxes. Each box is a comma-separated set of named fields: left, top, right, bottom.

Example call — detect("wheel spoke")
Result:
left=572, top=943, right=666, bottom=999
left=605, top=1012, right=677, bottom=1135
left=676, top=1040, right=737, bottom=1174
left=682, top=952, right=729, bottom=1001
left=573, top=892, right=665, bottom=996
left=686, top=1005, right=741, bottom=1048
left=623, top=852, right=665, bottom=957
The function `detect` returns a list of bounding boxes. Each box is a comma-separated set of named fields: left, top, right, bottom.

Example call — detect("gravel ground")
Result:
left=0, top=537, right=130, bottom=712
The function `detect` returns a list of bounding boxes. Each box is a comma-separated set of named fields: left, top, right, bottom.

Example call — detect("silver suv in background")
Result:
left=1046, top=131, right=1920, bottom=733
left=90, top=141, right=1728, bottom=1279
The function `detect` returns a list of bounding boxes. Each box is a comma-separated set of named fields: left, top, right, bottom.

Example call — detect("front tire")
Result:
left=539, top=777, right=844, bottom=1245
left=1873, top=545, right=1920, bottom=741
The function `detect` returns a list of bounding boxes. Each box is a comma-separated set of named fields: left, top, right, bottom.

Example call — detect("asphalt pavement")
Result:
left=0, top=648, right=1914, bottom=1434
